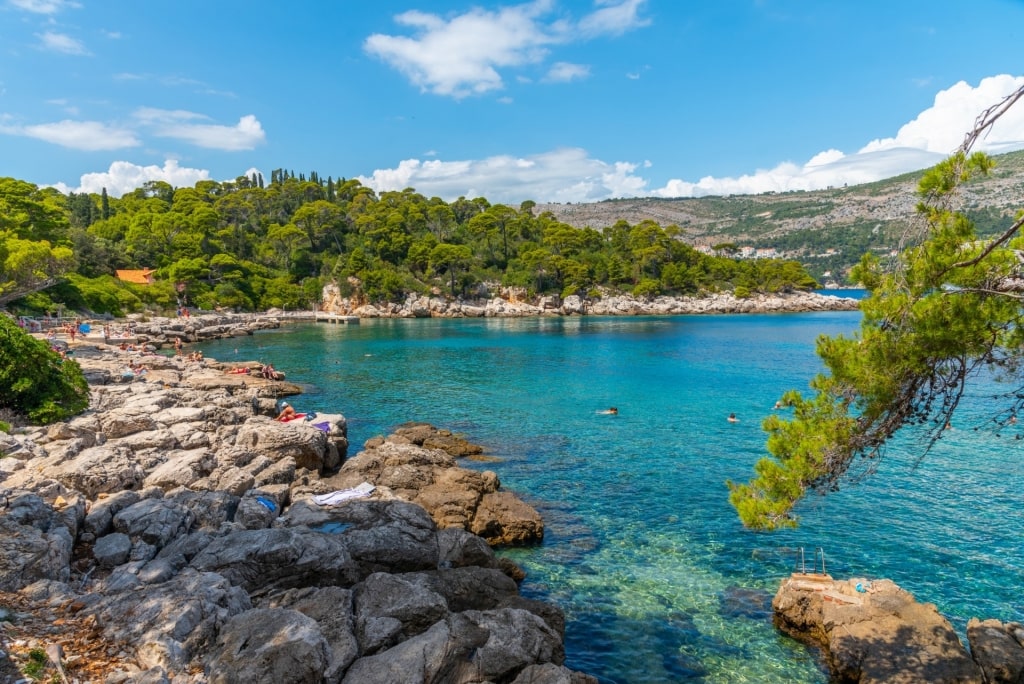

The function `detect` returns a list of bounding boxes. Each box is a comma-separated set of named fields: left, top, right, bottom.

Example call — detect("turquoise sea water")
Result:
left=196, top=311, right=1024, bottom=683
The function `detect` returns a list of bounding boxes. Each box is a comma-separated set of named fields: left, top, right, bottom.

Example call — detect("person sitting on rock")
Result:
left=275, top=402, right=297, bottom=421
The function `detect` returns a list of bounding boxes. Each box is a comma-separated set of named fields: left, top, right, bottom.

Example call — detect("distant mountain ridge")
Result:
left=534, top=149, right=1024, bottom=282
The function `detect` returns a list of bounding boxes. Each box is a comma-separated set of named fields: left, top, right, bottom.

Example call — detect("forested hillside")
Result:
left=536, top=149, right=1024, bottom=283
left=0, top=171, right=818, bottom=316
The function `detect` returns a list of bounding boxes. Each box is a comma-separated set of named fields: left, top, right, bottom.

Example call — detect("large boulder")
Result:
left=967, top=618, right=1024, bottom=684
left=234, top=419, right=328, bottom=472
left=205, top=607, right=330, bottom=684
left=327, top=437, right=543, bottom=546
left=471, top=491, right=544, bottom=546
left=87, top=568, right=251, bottom=672
left=773, top=574, right=982, bottom=683
left=112, top=497, right=195, bottom=550
left=341, top=608, right=563, bottom=684
left=262, top=586, right=359, bottom=681
left=0, top=491, right=79, bottom=590
left=189, top=527, right=362, bottom=592
left=280, top=500, right=440, bottom=577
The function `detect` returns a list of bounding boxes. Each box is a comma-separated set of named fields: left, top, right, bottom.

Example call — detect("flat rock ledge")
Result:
left=773, top=573, right=1024, bottom=683
left=0, top=341, right=590, bottom=683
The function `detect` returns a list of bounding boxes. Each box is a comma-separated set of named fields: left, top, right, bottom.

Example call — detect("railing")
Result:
left=795, top=547, right=827, bottom=575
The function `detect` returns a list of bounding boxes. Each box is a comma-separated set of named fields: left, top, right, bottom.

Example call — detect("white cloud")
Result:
left=860, top=74, right=1024, bottom=155
left=357, top=148, right=647, bottom=204
left=50, top=160, right=211, bottom=197
left=135, top=109, right=266, bottom=150
left=364, top=0, right=648, bottom=98
left=545, top=62, right=589, bottom=83
left=0, top=119, right=138, bottom=150
left=578, top=0, right=650, bottom=37
left=9, top=0, right=78, bottom=13
left=651, top=74, right=1024, bottom=199
left=1, top=108, right=265, bottom=152
left=37, top=30, right=90, bottom=55
left=356, top=74, right=1024, bottom=203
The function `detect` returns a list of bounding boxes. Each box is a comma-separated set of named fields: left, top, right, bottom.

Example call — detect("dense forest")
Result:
left=0, top=171, right=819, bottom=316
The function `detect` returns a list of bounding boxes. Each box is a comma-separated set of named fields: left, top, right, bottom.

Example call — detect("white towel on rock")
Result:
left=313, top=482, right=376, bottom=506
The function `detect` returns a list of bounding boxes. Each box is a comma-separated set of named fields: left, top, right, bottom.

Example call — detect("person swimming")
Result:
left=597, top=407, right=618, bottom=415
left=728, top=413, right=739, bottom=423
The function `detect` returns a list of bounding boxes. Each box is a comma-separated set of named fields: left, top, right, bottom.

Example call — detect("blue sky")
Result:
left=2, top=0, right=1023, bottom=204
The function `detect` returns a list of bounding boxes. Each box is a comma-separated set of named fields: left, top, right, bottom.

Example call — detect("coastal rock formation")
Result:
left=773, top=573, right=983, bottom=683
left=0, top=336, right=587, bottom=682
left=318, top=281, right=859, bottom=319
left=326, top=426, right=544, bottom=546
left=968, top=618, right=1024, bottom=684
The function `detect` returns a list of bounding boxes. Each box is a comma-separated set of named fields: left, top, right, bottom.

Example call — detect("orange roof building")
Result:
left=115, top=269, right=157, bottom=285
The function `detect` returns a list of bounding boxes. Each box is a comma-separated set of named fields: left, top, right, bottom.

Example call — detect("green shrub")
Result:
left=22, top=647, right=49, bottom=680
left=632, top=278, right=661, bottom=299
left=733, top=285, right=751, bottom=298
left=0, top=314, right=89, bottom=424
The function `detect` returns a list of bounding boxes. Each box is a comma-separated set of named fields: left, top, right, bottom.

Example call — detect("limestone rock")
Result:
left=0, top=492, right=75, bottom=590
left=112, top=497, right=195, bottom=550
left=263, top=586, right=359, bottom=681
left=234, top=419, right=327, bottom=472
left=189, top=527, right=361, bottom=592
left=967, top=618, right=1024, bottom=684
left=88, top=568, right=251, bottom=672
left=472, top=490, right=544, bottom=546
left=205, top=607, right=330, bottom=684
left=773, top=574, right=982, bottom=683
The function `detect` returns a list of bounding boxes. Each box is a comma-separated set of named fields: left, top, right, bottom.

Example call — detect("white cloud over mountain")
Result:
left=357, top=74, right=1024, bottom=203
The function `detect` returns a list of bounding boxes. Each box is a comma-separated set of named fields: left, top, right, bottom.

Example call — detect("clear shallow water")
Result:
left=197, top=313, right=1024, bottom=683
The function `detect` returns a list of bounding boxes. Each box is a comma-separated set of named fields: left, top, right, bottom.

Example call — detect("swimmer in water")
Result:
left=728, top=413, right=739, bottom=423
left=597, top=407, right=618, bottom=415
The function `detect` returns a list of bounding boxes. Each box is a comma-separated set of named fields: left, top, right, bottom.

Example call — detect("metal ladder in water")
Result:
left=795, top=547, right=827, bottom=575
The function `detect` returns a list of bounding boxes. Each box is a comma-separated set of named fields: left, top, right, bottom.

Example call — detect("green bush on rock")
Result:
left=0, top=314, right=89, bottom=424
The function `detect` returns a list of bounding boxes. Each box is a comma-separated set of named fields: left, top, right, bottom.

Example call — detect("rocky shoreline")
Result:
left=319, top=286, right=860, bottom=319
left=0, top=331, right=593, bottom=683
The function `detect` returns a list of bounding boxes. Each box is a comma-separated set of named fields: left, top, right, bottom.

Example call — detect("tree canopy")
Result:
left=0, top=168, right=820, bottom=318
left=730, top=85, right=1024, bottom=530
left=0, top=314, right=89, bottom=424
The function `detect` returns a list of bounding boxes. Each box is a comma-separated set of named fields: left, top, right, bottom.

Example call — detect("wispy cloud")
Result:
left=9, top=0, right=78, bottom=14
left=364, top=0, right=649, bottom=98
left=0, top=119, right=139, bottom=150
left=136, top=108, right=266, bottom=150
left=37, top=31, right=90, bottom=55
left=545, top=62, right=589, bottom=83
left=578, top=0, right=650, bottom=37
left=0, top=107, right=266, bottom=152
